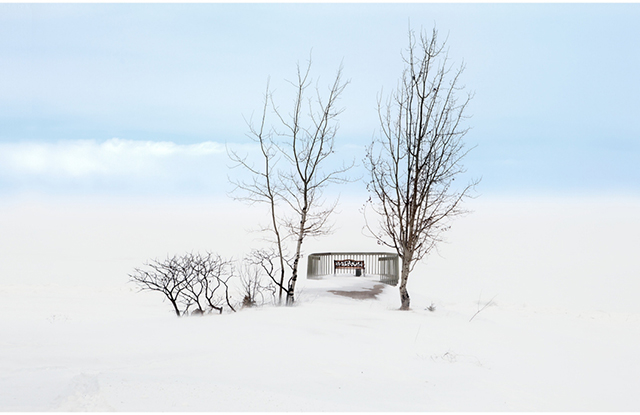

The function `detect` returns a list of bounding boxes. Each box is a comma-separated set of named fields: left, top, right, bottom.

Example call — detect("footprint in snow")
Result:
left=53, top=373, right=115, bottom=411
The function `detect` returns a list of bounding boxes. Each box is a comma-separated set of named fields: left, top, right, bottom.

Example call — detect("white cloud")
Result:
left=0, top=138, right=232, bottom=195
left=0, top=138, right=359, bottom=196
left=0, top=138, right=225, bottom=178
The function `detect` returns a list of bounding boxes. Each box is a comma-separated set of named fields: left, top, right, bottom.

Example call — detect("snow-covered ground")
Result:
left=1, top=194, right=639, bottom=411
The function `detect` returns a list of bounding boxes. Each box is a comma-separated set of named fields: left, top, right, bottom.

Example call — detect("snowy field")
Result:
left=1, top=194, right=639, bottom=411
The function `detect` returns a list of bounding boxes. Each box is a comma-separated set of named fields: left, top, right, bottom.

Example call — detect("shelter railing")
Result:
left=306, top=252, right=399, bottom=286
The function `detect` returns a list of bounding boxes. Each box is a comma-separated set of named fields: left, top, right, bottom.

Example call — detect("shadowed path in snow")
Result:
left=328, top=283, right=386, bottom=300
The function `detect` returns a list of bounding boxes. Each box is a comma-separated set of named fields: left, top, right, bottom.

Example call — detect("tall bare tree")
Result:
left=230, top=58, right=351, bottom=305
left=365, top=28, right=478, bottom=310
left=229, top=81, right=287, bottom=303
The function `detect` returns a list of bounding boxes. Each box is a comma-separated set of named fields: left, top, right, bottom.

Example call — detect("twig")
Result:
left=469, top=294, right=497, bottom=322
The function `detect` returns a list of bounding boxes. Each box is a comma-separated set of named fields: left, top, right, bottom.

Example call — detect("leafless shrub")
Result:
left=129, top=255, right=186, bottom=317
left=130, top=252, right=236, bottom=317
left=240, top=267, right=260, bottom=308
left=240, top=250, right=279, bottom=308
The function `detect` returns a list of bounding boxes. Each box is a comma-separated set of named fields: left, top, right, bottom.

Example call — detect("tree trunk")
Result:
left=269, top=176, right=286, bottom=305
left=399, top=255, right=412, bottom=310
left=286, top=236, right=303, bottom=306
left=170, top=299, right=181, bottom=317
left=286, top=253, right=299, bottom=305
left=287, top=206, right=308, bottom=306
left=278, top=268, right=285, bottom=305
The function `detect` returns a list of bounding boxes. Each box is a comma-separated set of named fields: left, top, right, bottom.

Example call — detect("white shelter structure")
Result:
left=306, top=252, right=400, bottom=286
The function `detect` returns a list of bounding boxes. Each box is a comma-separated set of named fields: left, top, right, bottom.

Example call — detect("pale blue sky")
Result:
left=0, top=3, right=639, bottom=197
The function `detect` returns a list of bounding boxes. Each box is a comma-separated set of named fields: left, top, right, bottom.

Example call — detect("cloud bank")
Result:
left=0, top=138, right=229, bottom=195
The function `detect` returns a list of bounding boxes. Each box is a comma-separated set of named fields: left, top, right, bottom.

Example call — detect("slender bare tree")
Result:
left=228, top=81, right=288, bottom=303
left=276, top=60, right=351, bottom=305
left=364, top=27, right=479, bottom=310
left=229, top=57, right=351, bottom=305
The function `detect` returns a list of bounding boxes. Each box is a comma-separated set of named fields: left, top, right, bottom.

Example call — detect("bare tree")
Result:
left=364, top=27, right=479, bottom=310
left=129, top=255, right=185, bottom=317
left=130, top=252, right=236, bottom=316
left=228, top=81, right=288, bottom=303
left=276, top=60, right=352, bottom=305
left=230, top=57, right=351, bottom=306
